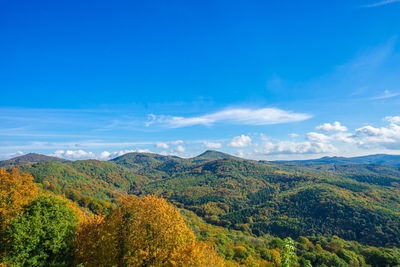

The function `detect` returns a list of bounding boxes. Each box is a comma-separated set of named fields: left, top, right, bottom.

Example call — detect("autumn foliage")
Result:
left=0, top=168, right=226, bottom=266
left=2, top=166, right=400, bottom=266
left=74, top=195, right=226, bottom=266
left=0, top=169, right=82, bottom=266
left=0, top=168, right=38, bottom=228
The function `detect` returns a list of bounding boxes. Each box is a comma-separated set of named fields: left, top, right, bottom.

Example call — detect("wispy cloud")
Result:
left=0, top=151, right=24, bottom=160
left=370, top=90, right=400, bottom=100
left=361, top=0, right=400, bottom=7
left=260, top=141, right=337, bottom=155
left=146, top=107, right=311, bottom=128
left=289, top=37, right=398, bottom=103
left=203, top=141, right=222, bottom=149
left=155, top=142, right=169, bottom=149
left=0, top=141, right=156, bottom=152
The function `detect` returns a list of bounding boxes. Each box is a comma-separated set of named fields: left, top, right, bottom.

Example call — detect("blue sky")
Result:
left=1, top=0, right=400, bottom=160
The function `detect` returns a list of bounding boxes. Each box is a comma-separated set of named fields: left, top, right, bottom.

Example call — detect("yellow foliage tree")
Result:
left=169, top=241, right=226, bottom=267
left=73, top=215, right=115, bottom=266
left=0, top=168, right=38, bottom=228
left=74, top=195, right=226, bottom=266
left=269, top=249, right=281, bottom=266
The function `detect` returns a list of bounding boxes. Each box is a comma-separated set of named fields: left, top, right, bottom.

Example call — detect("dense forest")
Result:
left=1, top=151, right=400, bottom=266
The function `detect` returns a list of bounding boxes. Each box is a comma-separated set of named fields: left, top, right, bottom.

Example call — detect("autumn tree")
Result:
left=73, top=215, right=113, bottom=266
left=74, top=195, right=225, bottom=266
left=0, top=168, right=38, bottom=228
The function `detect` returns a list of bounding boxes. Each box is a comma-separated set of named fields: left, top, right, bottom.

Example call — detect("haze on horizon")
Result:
left=1, top=0, right=400, bottom=161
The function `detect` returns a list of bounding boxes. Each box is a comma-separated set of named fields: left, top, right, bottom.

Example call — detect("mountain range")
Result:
left=276, top=154, right=400, bottom=166
left=2, top=150, right=400, bottom=248
left=3, top=150, right=400, bottom=168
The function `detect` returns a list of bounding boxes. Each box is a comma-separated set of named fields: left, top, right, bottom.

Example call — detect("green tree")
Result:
left=281, top=237, right=299, bottom=267
left=361, top=247, right=400, bottom=267
left=2, top=195, right=78, bottom=267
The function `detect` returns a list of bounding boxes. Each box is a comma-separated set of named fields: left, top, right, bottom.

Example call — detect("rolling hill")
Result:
left=0, top=153, right=68, bottom=168
left=108, top=151, right=400, bottom=247
left=14, top=159, right=148, bottom=214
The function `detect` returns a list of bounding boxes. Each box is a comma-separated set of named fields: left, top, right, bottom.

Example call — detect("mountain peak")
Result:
left=0, top=153, right=68, bottom=168
left=192, top=150, right=237, bottom=161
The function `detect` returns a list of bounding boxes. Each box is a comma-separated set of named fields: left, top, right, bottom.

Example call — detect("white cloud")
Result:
left=307, top=131, right=355, bottom=144
left=146, top=107, right=312, bottom=128
left=361, top=0, right=400, bottom=7
left=355, top=120, right=400, bottom=148
left=306, top=132, right=331, bottom=143
left=174, top=145, right=185, bottom=153
left=306, top=116, right=400, bottom=150
left=155, top=142, right=169, bottom=149
left=171, top=140, right=184, bottom=145
left=261, top=141, right=337, bottom=155
left=203, top=141, right=222, bottom=149
left=332, top=132, right=356, bottom=143
left=316, top=121, right=348, bottom=132
left=52, top=149, right=151, bottom=160
left=99, top=151, right=112, bottom=159
left=385, top=116, right=400, bottom=124
left=229, top=135, right=252, bottom=147
left=54, top=150, right=96, bottom=160
left=260, top=134, right=270, bottom=141
left=370, top=90, right=400, bottom=100
left=289, top=133, right=299, bottom=138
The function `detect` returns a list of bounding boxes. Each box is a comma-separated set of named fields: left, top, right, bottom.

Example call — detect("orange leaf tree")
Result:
left=0, top=168, right=38, bottom=228
left=74, top=195, right=226, bottom=266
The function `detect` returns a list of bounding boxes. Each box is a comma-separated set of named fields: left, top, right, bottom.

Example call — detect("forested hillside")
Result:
left=16, top=160, right=148, bottom=214
left=127, top=156, right=400, bottom=247
left=1, top=151, right=400, bottom=266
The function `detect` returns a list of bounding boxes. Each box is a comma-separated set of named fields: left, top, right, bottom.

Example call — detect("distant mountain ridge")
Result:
left=3, top=151, right=400, bottom=167
left=0, top=153, right=68, bottom=168
left=276, top=154, right=400, bottom=166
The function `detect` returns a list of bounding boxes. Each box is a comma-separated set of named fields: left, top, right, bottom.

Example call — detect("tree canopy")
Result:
left=2, top=195, right=78, bottom=267
left=74, top=195, right=225, bottom=266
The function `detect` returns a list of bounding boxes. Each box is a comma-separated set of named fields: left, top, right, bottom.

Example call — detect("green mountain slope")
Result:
left=15, top=160, right=147, bottom=214
left=130, top=156, right=400, bottom=247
